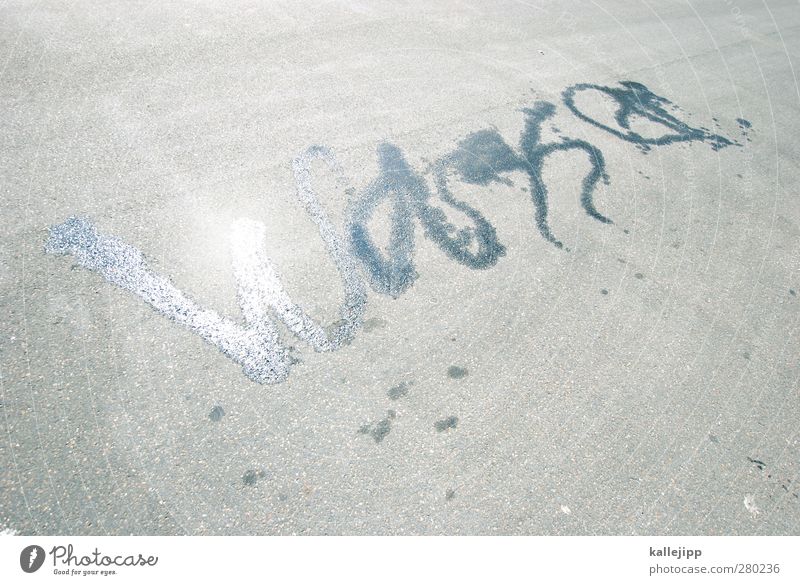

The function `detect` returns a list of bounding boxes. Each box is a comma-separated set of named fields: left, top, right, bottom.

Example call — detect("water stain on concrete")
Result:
left=359, top=411, right=395, bottom=443
left=387, top=381, right=410, bottom=400
left=45, top=81, right=745, bottom=387
left=242, top=469, right=267, bottom=486
left=447, top=366, right=468, bottom=379
left=209, top=405, right=225, bottom=422
left=435, top=416, right=459, bottom=432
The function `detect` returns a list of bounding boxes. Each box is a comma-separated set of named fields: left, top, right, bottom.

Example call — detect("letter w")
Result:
left=44, top=146, right=367, bottom=384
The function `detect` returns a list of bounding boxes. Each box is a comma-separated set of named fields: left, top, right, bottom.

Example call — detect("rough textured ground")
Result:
left=1, top=0, right=799, bottom=535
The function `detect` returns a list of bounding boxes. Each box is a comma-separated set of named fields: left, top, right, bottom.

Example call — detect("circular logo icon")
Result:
left=20, top=545, right=46, bottom=573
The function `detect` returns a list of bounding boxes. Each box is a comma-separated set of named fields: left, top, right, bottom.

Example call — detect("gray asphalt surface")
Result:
left=1, top=0, right=799, bottom=535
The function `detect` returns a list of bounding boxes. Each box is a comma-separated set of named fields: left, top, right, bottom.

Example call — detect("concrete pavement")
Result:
left=1, top=0, right=799, bottom=535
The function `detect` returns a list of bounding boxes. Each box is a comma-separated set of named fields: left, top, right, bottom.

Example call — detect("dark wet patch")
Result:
left=743, top=352, right=750, bottom=360
left=446, top=489, right=456, bottom=500
left=243, top=469, right=267, bottom=486
left=617, top=258, right=626, bottom=264
left=708, top=434, right=719, bottom=443
left=634, top=272, right=644, bottom=280
left=623, top=228, right=630, bottom=234
left=736, top=119, right=752, bottom=142
left=747, top=457, right=766, bottom=471
left=209, top=405, right=225, bottom=422
left=388, top=381, right=410, bottom=400
left=448, top=129, right=521, bottom=186
left=790, top=289, right=796, bottom=297
left=371, top=419, right=392, bottom=442
left=359, top=412, right=394, bottom=443
left=447, top=365, right=468, bottom=379
left=600, top=289, right=609, bottom=295
left=435, top=416, right=459, bottom=432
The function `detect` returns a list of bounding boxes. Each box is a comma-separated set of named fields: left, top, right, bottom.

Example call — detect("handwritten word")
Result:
left=45, top=81, right=746, bottom=384
left=47, top=146, right=366, bottom=384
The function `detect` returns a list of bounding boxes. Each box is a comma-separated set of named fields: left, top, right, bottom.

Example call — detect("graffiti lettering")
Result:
left=45, top=81, right=746, bottom=384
